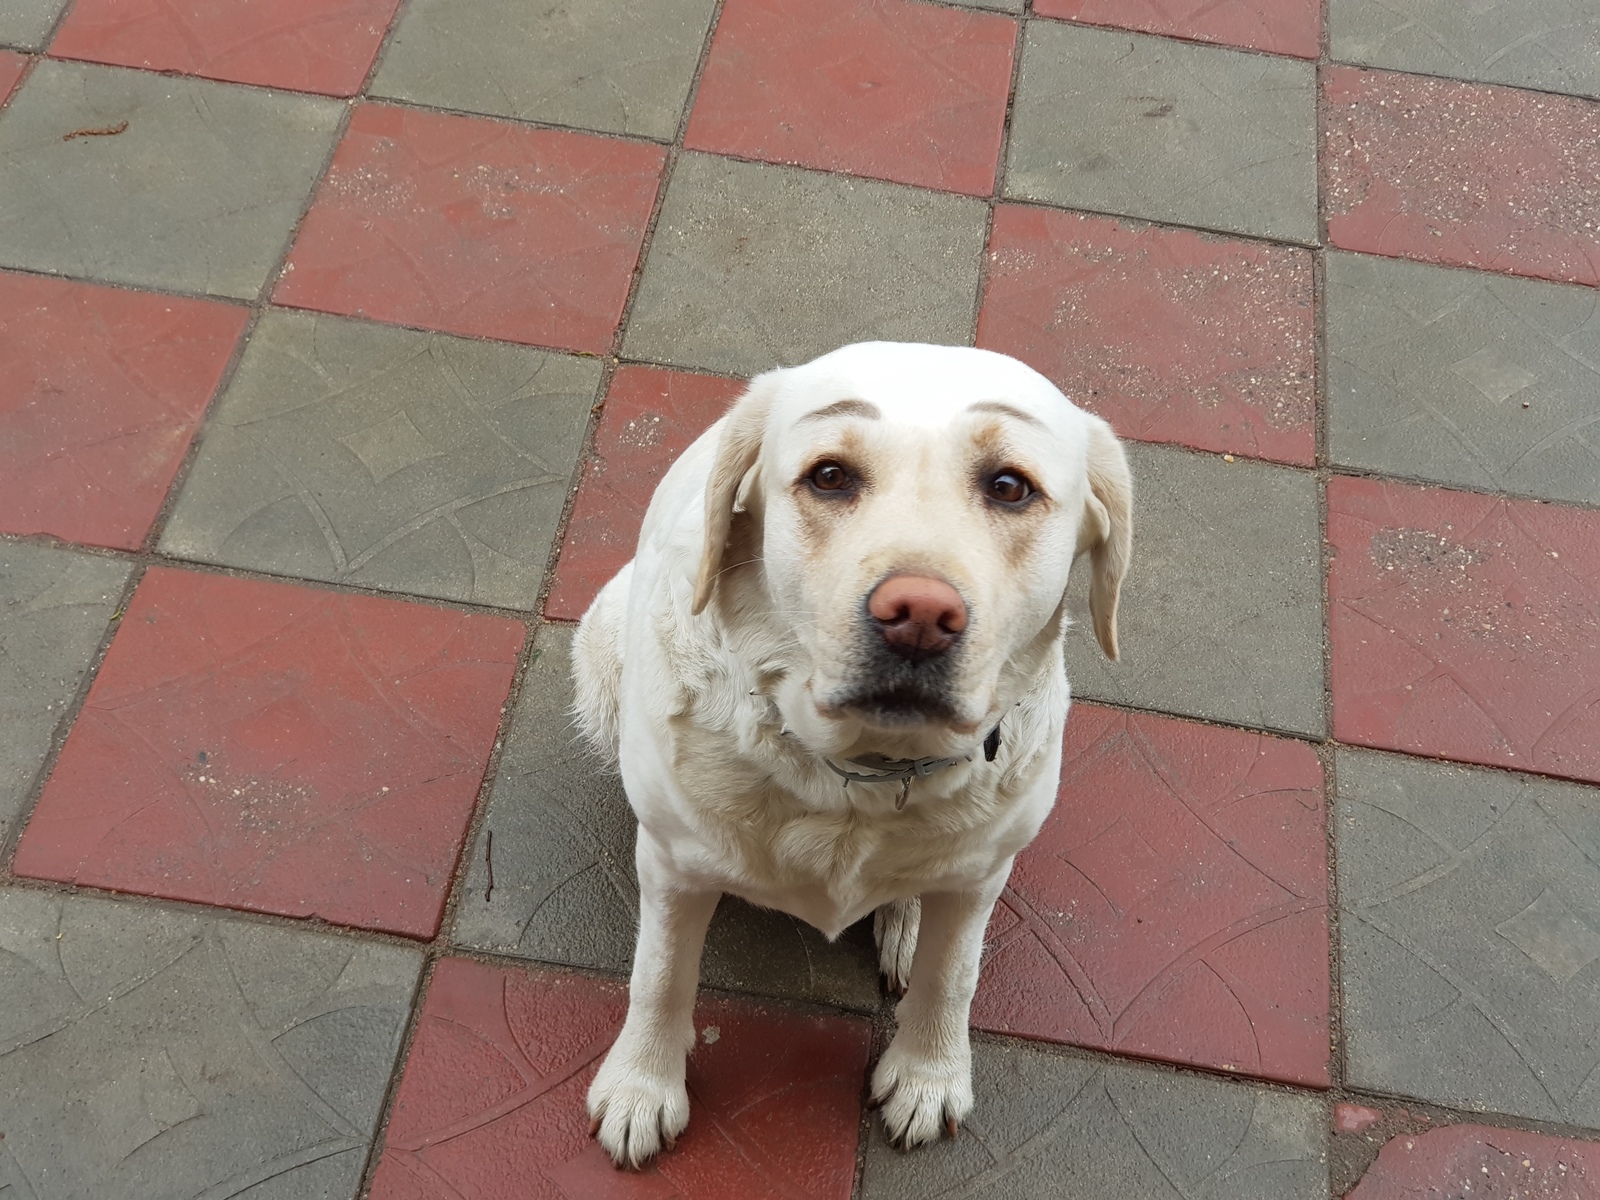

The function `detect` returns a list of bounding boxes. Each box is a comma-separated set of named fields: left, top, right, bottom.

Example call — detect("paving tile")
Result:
left=276, top=103, right=666, bottom=351
left=545, top=365, right=743, bottom=621
left=452, top=623, right=883, bottom=1012
left=1324, top=67, right=1600, bottom=289
left=0, top=272, right=247, bottom=549
left=12, top=567, right=524, bottom=938
left=859, top=1038, right=1327, bottom=1199
left=160, top=309, right=599, bottom=610
left=0, top=886, right=421, bottom=1200
left=1327, top=252, right=1600, bottom=508
left=0, top=47, right=25, bottom=99
left=1330, top=0, right=1600, bottom=101
left=0, top=61, right=342, bottom=299
left=1061, top=441, right=1325, bottom=738
left=624, top=152, right=987, bottom=376
left=50, top=0, right=402, bottom=96
left=1327, top=476, right=1600, bottom=783
left=684, top=0, right=1016, bottom=196
left=1346, top=1123, right=1600, bottom=1198
left=1036, top=0, right=1320, bottom=59
left=0, top=544, right=129, bottom=837
left=1337, top=749, right=1600, bottom=1127
left=0, top=0, right=64, bottom=48
left=372, top=0, right=716, bottom=140
left=368, top=958, right=870, bottom=1199
left=972, top=704, right=1329, bottom=1087
left=977, top=205, right=1315, bottom=466
left=1006, top=22, right=1317, bottom=244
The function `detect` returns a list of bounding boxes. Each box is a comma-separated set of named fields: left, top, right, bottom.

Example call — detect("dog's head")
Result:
left=693, top=343, right=1131, bottom=761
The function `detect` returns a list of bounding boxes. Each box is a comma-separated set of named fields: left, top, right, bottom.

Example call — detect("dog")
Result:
left=572, top=341, right=1131, bottom=1166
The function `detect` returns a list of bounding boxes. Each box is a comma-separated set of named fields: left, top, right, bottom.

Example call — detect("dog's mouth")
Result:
left=825, top=686, right=959, bottom=727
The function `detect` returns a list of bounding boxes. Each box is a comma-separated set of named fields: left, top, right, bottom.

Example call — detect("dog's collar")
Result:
left=825, top=724, right=1002, bottom=810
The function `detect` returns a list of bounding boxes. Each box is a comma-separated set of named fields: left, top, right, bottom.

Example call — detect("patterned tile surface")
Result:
left=14, top=567, right=524, bottom=937
left=0, top=61, right=343, bottom=299
left=1338, top=749, right=1600, bottom=1126
left=0, top=0, right=65, bottom=48
left=0, top=886, right=421, bottom=1200
left=372, top=0, right=717, bottom=140
left=0, top=543, right=128, bottom=834
left=1007, top=22, right=1317, bottom=243
left=859, top=1038, right=1328, bottom=1199
left=546, top=364, right=743, bottom=620
left=1036, top=0, right=1320, bottom=58
left=1327, top=252, right=1600, bottom=507
left=369, top=957, right=871, bottom=1200
left=50, top=0, right=403, bottom=96
left=624, top=152, right=988, bottom=376
left=0, top=272, right=246, bottom=548
left=1324, top=67, right=1600, bottom=288
left=685, top=0, right=1016, bottom=195
left=1327, top=476, right=1600, bottom=783
left=973, top=704, right=1329, bottom=1086
left=978, top=205, right=1316, bottom=465
left=1346, top=1123, right=1600, bottom=1198
left=160, top=310, right=599, bottom=609
left=277, top=104, right=666, bottom=350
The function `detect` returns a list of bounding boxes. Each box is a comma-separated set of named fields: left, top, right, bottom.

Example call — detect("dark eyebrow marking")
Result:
left=798, top=398, right=882, bottom=424
left=968, top=400, right=1047, bottom=429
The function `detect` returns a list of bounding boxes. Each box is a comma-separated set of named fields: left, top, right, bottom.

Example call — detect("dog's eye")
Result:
left=986, top=471, right=1034, bottom=506
left=808, top=462, right=853, bottom=492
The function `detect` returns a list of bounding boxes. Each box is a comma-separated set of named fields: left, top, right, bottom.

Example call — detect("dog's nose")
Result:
left=868, top=575, right=967, bottom=662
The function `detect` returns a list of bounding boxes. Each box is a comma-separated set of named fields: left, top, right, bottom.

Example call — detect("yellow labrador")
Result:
left=574, top=342, right=1131, bottom=1166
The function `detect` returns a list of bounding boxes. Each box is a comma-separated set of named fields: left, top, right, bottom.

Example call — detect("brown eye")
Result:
left=809, top=462, right=853, bottom=492
left=987, top=471, right=1034, bottom=506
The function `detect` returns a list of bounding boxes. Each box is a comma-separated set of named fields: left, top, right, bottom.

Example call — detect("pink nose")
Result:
left=868, top=575, right=967, bottom=662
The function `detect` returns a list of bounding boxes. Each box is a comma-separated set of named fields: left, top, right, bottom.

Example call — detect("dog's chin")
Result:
left=816, top=686, right=984, bottom=742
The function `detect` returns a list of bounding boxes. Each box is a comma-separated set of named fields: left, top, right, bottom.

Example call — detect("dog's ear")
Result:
left=1075, top=415, right=1132, bottom=660
left=692, top=374, right=777, bottom=615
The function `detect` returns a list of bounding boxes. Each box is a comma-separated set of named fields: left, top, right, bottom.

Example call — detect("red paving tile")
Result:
left=971, top=704, right=1330, bottom=1087
left=369, top=958, right=870, bottom=1200
left=1035, top=0, right=1319, bottom=59
left=1327, top=477, right=1600, bottom=785
left=276, top=104, right=666, bottom=352
left=684, top=0, right=1016, bottom=196
left=1324, top=67, right=1600, bottom=288
left=545, top=366, right=745, bottom=621
left=0, top=50, right=27, bottom=104
left=0, top=272, right=246, bottom=549
left=50, top=0, right=401, bottom=96
left=13, top=568, right=523, bottom=938
left=976, top=205, right=1315, bottom=466
left=1346, top=1124, right=1600, bottom=1198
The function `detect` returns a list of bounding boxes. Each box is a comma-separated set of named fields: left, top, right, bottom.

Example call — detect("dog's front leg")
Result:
left=588, top=835, right=719, bottom=1168
left=870, top=865, right=1010, bottom=1148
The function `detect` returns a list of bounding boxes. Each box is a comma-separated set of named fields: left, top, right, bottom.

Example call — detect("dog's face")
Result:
left=694, top=343, right=1131, bottom=761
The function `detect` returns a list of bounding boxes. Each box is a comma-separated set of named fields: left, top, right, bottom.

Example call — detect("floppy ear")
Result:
left=1076, top=415, right=1132, bottom=660
left=691, top=374, right=777, bottom=615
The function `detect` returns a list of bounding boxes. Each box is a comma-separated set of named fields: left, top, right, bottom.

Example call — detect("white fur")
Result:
left=575, top=342, right=1131, bottom=1165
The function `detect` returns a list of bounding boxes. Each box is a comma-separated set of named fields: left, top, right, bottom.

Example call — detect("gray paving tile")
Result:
left=1330, top=0, right=1600, bottom=100
left=623, top=152, right=988, bottom=376
left=1338, top=749, right=1600, bottom=1127
left=0, top=0, right=63, bottom=48
left=1006, top=22, right=1317, bottom=244
left=0, top=62, right=342, bottom=300
left=1328, top=252, right=1600, bottom=507
left=860, top=1038, right=1327, bottom=1199
left=372, top=0, right=716, bottom=140
left=1061, top=440, right=1325, bottom=738
left=159, top=310, right=600, bottom=610
left=946, top=0, right=1024, bottom=9
left=452, top=623, right=882, bottom=1012
left=0, top=544, right=128, bottom=839
left=0, top=887, right=421, bottom=1200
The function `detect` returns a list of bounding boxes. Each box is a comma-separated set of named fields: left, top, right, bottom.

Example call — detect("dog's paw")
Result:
left=869, top=1034, right=972, bottom=1149
left=873, top=898, right=920, bottom=995
left=587, top=1053, right=690, bottom=1169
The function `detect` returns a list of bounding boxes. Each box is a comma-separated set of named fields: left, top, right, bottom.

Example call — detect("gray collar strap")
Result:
left=826, top=723, right=1000, bottom=810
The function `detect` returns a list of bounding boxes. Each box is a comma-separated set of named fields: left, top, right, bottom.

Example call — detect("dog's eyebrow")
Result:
left=968, top=400, right=1046, bottom=429
left=798, top=398, right=881, bottom=424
